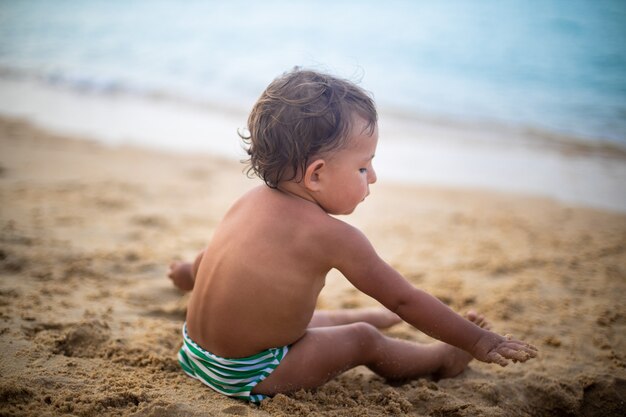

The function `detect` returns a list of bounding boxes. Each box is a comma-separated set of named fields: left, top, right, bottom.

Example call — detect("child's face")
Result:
left=316, top=118, right=378, bottom=215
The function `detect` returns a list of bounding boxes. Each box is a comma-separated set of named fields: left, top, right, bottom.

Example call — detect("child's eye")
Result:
left=359, top=168, right=367, bottom=173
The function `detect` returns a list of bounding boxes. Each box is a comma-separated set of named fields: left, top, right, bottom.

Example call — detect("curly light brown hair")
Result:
left=240, top=67, right=377, bottom=188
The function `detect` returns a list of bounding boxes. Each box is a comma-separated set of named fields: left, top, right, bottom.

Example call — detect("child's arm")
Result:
left=380, top=277, right=535, bottom=366
left=333, top=226, right=537, bottom=366
left=168, top=249, right=205, bottom=292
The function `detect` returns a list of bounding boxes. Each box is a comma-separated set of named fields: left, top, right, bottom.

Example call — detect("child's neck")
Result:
left=275, top=181, right=323, bottom=211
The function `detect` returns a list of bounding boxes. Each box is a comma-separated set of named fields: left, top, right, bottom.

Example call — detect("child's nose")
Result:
left=368, top=167, right=377, bottom=184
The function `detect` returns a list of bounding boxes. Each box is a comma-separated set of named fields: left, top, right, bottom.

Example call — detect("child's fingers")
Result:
left=503, top=340, right=539, bottom=357
left=484, top=334, right=538, bottom=365
left=497, top=346, right=533, bottom=362
left=503, top=335, right=539, bottom=353
left=486, top=351, right=509, bottom=367
left=503, top=339, right=537, bottom=349
left=497, top=341, right=538, bottom=362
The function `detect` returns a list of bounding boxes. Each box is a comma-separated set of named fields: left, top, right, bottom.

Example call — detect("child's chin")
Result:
left=339, top=206, right=358, bottom=215
left=326, top=202, right=359, bottom=215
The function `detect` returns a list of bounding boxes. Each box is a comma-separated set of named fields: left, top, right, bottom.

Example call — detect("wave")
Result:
left=1, top=64, right=625, bottom=159
left=0, top=65, right=250, bottom=116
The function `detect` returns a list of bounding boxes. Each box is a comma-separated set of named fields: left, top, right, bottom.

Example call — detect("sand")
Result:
left=0, top=116, right=624, bottom=416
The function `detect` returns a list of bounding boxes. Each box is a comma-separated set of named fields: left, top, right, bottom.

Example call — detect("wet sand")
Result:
left=0, top=117, right=624, bottom=416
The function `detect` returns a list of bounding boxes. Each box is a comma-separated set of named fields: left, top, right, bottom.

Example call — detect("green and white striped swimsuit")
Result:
left=178, top=323, right=289, bottom=403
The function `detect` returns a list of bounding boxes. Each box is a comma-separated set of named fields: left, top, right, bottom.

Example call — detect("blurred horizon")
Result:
left=1, top=0, right=626, bottom=212
left=1, top=0, right=625, bottom=145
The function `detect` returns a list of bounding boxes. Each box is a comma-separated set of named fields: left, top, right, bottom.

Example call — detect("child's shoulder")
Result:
left=236, top=186, right=358, bottom=234
left=230, top=186, right=371, bottom=262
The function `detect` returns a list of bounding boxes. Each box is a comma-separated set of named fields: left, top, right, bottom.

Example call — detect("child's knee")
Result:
left=349, top=322, right=384, bottom=346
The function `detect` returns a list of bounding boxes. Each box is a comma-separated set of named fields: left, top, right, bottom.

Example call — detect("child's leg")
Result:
left=253, top=312, right=488, bottom=396
left=308, top=307, right=401, bottom=329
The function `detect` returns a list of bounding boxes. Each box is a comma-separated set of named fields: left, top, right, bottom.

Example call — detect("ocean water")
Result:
left=1, top=0, right=625, bottom=211
left=0, top=0, right=625, bottom=145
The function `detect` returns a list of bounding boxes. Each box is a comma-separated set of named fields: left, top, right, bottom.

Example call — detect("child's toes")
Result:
left=465, top=310, right=492, bottom=330
left=465, top=310, right=478, bottom=320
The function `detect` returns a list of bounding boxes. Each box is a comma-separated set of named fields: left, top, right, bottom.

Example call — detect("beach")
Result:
left=1, top=116, right=624, bottom=416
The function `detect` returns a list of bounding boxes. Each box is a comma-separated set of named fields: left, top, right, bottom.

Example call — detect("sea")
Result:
left=1, top=0, right=625, bottom=210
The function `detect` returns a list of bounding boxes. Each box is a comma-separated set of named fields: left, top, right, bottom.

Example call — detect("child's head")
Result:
left=241, top=67, right=377, bottom=188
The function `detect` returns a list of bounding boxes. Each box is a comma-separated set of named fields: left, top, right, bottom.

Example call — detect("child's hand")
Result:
left=473, top=332, right=538, bottom=366
left=168, top=261, right=195, bottom=292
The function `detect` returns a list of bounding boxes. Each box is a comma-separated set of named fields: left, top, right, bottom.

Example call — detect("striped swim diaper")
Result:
left=178, top=323, right=289, bottom=403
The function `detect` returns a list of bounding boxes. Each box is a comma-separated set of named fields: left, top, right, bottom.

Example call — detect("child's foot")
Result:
left=168, top=261, right=194, bottom=291
left=434, top=310, right=491, bottom=379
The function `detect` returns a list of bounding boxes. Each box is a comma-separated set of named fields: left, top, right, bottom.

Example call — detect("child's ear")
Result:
left=303, top=159, right=325, bottom=192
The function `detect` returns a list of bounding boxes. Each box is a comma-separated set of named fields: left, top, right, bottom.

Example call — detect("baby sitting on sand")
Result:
left=168, top=68, right=537, bottom=403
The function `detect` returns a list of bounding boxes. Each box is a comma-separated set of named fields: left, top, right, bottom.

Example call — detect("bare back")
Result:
left=186, top=185, right=340, bottom=358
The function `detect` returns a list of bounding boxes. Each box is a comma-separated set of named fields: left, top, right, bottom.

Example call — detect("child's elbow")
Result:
left=386, top=287, right=421, bottom=317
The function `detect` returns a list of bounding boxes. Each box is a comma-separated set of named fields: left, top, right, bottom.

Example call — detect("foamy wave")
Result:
left=0, top=65, right=250, bottom=116
left=3, top=64, right=625, bottom=159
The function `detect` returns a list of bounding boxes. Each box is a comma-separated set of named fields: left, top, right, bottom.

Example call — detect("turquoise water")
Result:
left=0, top=0, right=625, bottom=144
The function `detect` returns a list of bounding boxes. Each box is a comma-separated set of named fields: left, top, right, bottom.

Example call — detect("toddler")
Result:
left=168, top=68, right=537, bottom=403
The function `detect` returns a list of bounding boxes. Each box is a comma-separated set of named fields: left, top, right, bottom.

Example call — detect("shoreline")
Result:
left=1, top=117, right=625, bottom=416
left=1, top=76, right=625, bottom=213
